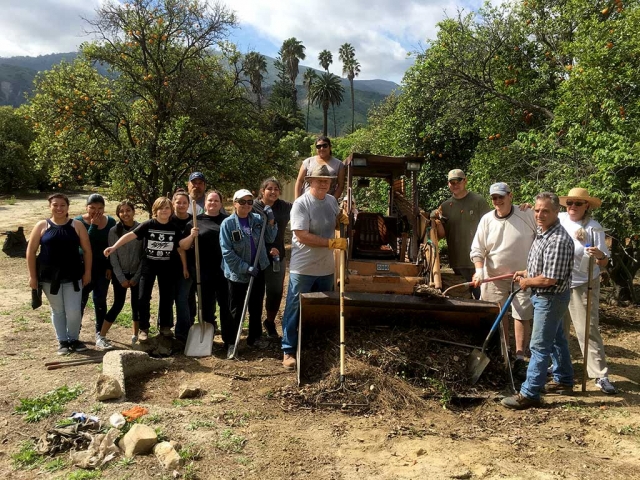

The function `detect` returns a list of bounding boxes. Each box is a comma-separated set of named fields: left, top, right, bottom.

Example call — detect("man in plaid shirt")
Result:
left=502, top=192, right=575, bottom=409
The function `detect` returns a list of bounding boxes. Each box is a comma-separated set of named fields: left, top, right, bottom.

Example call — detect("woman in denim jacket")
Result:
left=220, top=189, right=276, bottom=357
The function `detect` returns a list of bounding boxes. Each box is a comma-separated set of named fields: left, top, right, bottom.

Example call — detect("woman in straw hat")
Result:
left=558, top=187, right=616, bottom=394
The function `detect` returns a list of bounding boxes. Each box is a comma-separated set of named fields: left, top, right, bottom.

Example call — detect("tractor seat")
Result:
left=353, top=213, right=396, bottom=259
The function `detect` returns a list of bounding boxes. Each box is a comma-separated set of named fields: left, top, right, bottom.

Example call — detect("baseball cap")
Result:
left=447, top=169, right=466, bottom=181
left=489, top=182, right=511, bottom=196
left=233, top=189, right=254, bottom=201
left=189, top=172, right=206, bottom=182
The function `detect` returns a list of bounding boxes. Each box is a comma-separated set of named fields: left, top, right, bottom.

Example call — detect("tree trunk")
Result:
left=332, top=104, right=337, bottom=137
left=350, top=79, right=355, bottom=133
left=607, top=240, right=640, bottom=304
left=322, top=106, right=328, bottom=136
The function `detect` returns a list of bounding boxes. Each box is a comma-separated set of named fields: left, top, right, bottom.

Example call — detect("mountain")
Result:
left=0, top=51, right=398, bottom=133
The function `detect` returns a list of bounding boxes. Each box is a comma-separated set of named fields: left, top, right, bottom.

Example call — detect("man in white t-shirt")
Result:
left=280, top=165, right=347, bottom=370
left=470, top=182, right=537, bottom=381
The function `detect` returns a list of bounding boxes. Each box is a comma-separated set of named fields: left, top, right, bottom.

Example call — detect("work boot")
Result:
left=501, top=393, right=541, bottom=410
left=543, top=381, right=574, bottom=395
left=282, top=354, right=296, bottom=370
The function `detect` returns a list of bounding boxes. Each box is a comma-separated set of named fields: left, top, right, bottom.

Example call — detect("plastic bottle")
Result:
left=273, top=255, right=281, bottom=272
left=579, top=243, right=592, bottom=272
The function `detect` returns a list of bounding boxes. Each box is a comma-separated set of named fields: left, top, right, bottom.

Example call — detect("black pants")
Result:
left=138, top=262, right=175, bottom=331
left=226, top=271, right=265, bottom=346
left=264, top=260, right=286, bottom=313
left=104, top=273, right=140, bottom=325
left=80, top=268, right=110, bottom=333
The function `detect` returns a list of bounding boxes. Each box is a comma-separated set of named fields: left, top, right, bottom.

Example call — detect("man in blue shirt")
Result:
left=502, top=192, right=575, bottom=410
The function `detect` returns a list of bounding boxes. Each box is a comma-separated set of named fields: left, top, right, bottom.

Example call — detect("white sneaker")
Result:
left=596, top=377, right=617, bottom=394
left=96, top=336, right=114, bottom=350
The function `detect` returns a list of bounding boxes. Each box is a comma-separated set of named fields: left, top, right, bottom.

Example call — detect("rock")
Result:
left=210, top=393, right=227, bottom=403
left=102, top=351, right=172, bottom=402
left=154, top=441, right=182, bottom=470
left=416, top=448, right=426, bottom=456
left=96, top=375, right=123, bottom=401
left=118, top=424, right=158, bottom=457
left=178, top=384, right=201, bottom=399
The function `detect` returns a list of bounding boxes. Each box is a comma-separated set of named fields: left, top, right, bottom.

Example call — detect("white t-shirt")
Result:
left=470, top=206, right=537, bottom=277
left=289, top=192, right=339, bottom=276
left=559, top=212, right=609, bottom=288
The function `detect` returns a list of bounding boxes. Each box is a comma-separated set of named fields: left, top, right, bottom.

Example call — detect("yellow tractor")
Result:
left=296, top=153, right=500, bottom=383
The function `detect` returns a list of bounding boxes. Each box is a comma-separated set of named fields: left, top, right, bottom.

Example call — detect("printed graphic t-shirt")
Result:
left=133, top=219, right=181, bottom=262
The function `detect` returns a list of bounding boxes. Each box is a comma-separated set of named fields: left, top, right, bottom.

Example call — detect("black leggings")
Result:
left=226, top=271, right=265, bottom=345
left=104, top=273, right=139, bottom=325
left=138, top=262, right=176, bottom=331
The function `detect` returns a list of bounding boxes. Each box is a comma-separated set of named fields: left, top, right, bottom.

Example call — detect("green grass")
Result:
left=221, top=410, right=250, bottom=427
left=113, top=457, right=136, bottom=468
left=55, top=418, right=76, bottom=427
left=11, top=441, right=43, bottom=470
left=214, top=429, right=246, bottom=453
left=113, top=303, right=134, bottom=328
left=172, top=398, right=202, bottom=407
left=179, top=443, right=203, bottom=461
left=41, top=458, right=68, bottom=473
left=15, top=385, right=84, bottom=422
left=12, top=315, right=30, bottom=332
left=236, top=456, right=252, bottom=466
left=0, top=195, right=17, bottom=205
left=64, top=470, right=102, bottom=479
left=617, top=425, right=639, bottom=436
left=155, top=427, right=169, bottom=442
left=183, top=462, right=199, bottom=480
left=186, top=419, right=216, bottom=431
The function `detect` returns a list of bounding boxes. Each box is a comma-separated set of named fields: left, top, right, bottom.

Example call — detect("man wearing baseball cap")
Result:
left=470, top=182, right=537, bottom=380
left=432, top=169, right=490, bottom=299
left=187, top=171, right=226, bottom=215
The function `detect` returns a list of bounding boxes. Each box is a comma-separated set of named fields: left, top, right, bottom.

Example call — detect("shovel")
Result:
left=227, top=206, right=267, bottom=360
left=443, top=273, right=514, bottom=296
left=468, top=281, right=521, bottom=384
left=185, top=202, right=214, bottom=357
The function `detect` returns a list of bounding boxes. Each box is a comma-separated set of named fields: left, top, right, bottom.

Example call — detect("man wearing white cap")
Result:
left=470, top=182, right=537, bottom=380
left=280, top=165, right=348, bottom=370
left=432, top=169, right=490, bottom=299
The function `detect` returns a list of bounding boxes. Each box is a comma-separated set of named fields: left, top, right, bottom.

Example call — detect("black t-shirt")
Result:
left=185, top=212, right=228, bottom=280
left=171, top=213, right=192, bottom=236
left=133, top=219, right=182, bottom=263
left=255, top=199, right=292, bottom=259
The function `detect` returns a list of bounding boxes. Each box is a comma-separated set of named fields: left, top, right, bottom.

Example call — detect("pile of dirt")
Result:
left=279, top=326, right=507, bottom=414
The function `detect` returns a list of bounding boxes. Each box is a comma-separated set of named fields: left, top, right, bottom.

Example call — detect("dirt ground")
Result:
left=0, top=192, right=639, bottom=479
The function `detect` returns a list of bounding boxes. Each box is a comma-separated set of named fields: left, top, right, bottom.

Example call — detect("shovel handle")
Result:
left=443, top=273, right=514, bottom=296
left=481, top=286, right=522, bottom=351
left=46, top=358, right=103, bottom=369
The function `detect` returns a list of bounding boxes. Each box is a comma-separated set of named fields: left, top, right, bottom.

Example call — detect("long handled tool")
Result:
left=468, top=281, right=521, bottom=384
left=185, top=201, right=214, bottom=357
left=429, top=219, right=442, bottom=289
left=45, top=357, right=103, bottom=370
left=316, top=248, right=369, bottom=408
left=443, top=273, right=514, bottom=297
left=498, top=315, right=517, bottom=394
left=581, top=231, right=596, bottom=392
left=228, top=207, right=267, bottom=360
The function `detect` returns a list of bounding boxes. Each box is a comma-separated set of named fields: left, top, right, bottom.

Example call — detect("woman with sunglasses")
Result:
left=558, top=188, right=616, bottom=394
left=220, top=189, right=277, bottom=358
left=294, top=136, right=345, bottom=200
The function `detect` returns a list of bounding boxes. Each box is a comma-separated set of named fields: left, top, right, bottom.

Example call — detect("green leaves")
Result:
left=15, top=385, right=83, bottom=423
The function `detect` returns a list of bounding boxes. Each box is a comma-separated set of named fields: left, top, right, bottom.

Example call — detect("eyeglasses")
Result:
left=448, top=179, right=463, bottom=185
left=491, top=195, right=505, bottom=201
left=316, top=143, right=330, bottom=149
left=235, top=199, right=253, bottom=205
left=565, top=200, right=586, bottom=207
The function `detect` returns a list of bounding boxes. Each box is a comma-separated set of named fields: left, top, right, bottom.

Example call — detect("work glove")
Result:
left=472, top=268, right=484, bottom=287
left=247, top=266, right=259, bottom=278
left=336, top=210, right=349, bottom=226
left=328, top=238, right=348, bottom=251
left=430, top=208, right=441, bottom=220
left=263, top=205, right=275, bottom=223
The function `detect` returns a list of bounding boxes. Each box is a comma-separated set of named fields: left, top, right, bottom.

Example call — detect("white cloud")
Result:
left=0, top=0, right=486, bottom=83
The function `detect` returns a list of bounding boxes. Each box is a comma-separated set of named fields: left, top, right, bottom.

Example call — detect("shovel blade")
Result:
left=467, top=348, right=490, bottom=385
left=185, top=322, right=214, bottom=357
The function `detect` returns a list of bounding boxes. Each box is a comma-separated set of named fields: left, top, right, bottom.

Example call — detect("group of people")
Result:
left=28, top=136, right=348, bottom=370
left=433, top=169, right=616, bottom=408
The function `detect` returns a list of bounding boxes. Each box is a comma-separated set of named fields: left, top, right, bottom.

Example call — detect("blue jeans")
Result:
left=80, top=272, right=110, bottom=333
left=43, top=281, right=83, bottom=342
left=281, top=273, right=334, bottom=354
left=520, top=291, right=573, bottom=400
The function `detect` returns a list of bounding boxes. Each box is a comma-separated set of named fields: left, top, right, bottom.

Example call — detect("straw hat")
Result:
left=559, top=187, right=602, bottom=209
left=306, top=164, right=337, bottom=179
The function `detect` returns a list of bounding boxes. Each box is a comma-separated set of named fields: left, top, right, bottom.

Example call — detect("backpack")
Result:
left=2, top=227, right=27, bottom=258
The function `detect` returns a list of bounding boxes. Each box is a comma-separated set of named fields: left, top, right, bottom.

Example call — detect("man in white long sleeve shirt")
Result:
left=470, top=182, right=537, bottom=380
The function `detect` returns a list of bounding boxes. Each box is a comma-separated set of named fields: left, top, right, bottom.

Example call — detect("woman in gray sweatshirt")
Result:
left=101, top=200, right=144, bottom=347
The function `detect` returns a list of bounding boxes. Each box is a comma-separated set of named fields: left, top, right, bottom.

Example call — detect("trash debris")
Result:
left=109, top=413, right=126, bottom=429
left=36, top=419, right=101, bottom=456
left=121, top=406, right=149, bottom=422
left=71, top=412, right=100, bottom=424
left=70, top=428, right=120, bottom=469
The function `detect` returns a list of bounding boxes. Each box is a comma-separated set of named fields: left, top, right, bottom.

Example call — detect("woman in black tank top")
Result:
left=26, top=194, right=92, bottom=355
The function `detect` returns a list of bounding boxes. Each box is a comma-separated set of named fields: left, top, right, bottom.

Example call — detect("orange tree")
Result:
left=23, top=0, right=297, bottom=212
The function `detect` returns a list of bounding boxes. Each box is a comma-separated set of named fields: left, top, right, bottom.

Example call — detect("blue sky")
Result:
left=0, top=0, right=491, bottom=84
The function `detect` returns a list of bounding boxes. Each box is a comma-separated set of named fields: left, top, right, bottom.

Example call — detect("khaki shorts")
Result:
left=481, top=279, right=533, bottom=321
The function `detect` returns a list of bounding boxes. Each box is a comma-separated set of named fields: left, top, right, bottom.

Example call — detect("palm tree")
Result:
left=318, top=49, right=332, bottom=72
left=243, top=51, right=267, bottom=108
left=280, top=37, right=306, bottom=104
left=303, top=69, right=317, bottom=131
left=339, top=43, right=361, bottom=133
left=309, top=72, right=344, bottom=136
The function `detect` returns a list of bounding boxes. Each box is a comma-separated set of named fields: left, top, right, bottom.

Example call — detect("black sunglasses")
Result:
left=565, top=200, right=586, bottom=207
left=316, top=143, right=330, bottom=149
left=236, top=199, right=253, bottom=205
